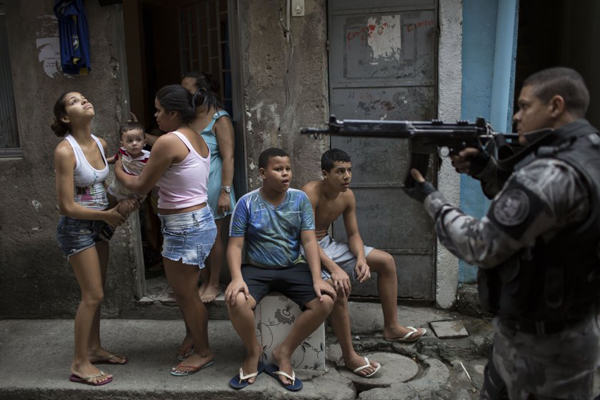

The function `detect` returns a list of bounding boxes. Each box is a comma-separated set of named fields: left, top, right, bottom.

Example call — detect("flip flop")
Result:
left=90, top=354, right=128, bottom=365
left=352, top=356, right=381, bottom=378
left=384, top=327, right=427, bottom=343
left=170, top=360, right=214, bottom=377
left=69, top=371, right=113, bottom=386
left=176, top=345, right=195, bottom=361
left=229, top=362, right=265, bottom=389
left=265, top=364, right=303, bottom=391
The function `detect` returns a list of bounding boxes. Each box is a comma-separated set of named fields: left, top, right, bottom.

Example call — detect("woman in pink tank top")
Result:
left=115, top=85, right=217, bottom=377
left=53, top=92, right=137, bottom=386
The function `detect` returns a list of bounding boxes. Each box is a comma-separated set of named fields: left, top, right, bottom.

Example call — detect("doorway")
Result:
left=121, top=0, right=246, bottom=301
left=514, top=0, right=600, bottom=130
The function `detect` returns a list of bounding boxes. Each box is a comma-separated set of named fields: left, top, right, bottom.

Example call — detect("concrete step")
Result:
left=0, top=320, right=364, bottom=400
left=0, top=305, right=493, bottom=399
left=121, top=294, right=229, bottom=320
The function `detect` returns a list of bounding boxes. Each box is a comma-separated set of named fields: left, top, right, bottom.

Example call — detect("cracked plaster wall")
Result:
left=436, top=0, right=462, bottom=308
left=239, top=0, right=329, bottom=190
left=0, top=1, right=140, bottom=318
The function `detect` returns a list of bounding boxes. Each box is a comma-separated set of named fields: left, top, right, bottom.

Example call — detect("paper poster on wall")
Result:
left=367, top=15, right=402, bottom=64
left=36, top=37, right=61, bottom=78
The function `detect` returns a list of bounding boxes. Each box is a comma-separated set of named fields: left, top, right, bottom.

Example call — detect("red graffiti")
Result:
left=347, top=22, right=391, bottom=42
left=405, top=19, right=435, bottom=32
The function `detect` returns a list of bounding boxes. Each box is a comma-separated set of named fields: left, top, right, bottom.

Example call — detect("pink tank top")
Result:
left=156, top=131, right=210, bottom=209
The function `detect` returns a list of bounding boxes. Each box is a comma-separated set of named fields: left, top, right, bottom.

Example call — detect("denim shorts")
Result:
left=56, top=216, right=108, bottom=260
left=159, top=207, right=217, bottom=268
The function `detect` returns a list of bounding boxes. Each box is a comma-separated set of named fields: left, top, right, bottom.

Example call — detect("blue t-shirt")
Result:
left=229, top=188, right=315, bottom=268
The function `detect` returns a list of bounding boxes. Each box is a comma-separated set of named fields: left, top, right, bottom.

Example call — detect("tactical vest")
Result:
left=478, top=120, right=600, bottom=322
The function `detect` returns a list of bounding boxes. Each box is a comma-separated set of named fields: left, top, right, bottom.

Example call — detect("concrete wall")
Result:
left=238, top=0, right=328, bottom=190
left=435, top=0, right=462, bottom=309
left=0, top=0, right=141, bottom=318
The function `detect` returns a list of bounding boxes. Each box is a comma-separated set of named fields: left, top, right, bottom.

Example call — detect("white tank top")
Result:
left=64, top=134, right=109, bottom=210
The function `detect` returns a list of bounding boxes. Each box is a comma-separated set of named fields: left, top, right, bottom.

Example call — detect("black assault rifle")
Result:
left=301, top=115, right=519, bottom=188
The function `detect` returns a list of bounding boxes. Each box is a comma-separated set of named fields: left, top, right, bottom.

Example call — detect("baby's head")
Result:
left=119, top=121, right=146, bottom=157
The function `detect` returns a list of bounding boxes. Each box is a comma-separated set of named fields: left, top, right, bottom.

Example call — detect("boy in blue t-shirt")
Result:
left=225, top=148, right=335, bottom=391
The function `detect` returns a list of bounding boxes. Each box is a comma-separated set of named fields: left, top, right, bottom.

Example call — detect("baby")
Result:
left=100, top=121, right=150, bottom=240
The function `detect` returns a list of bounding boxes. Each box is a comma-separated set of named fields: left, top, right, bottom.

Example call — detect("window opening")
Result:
left=0, top=2, right=21, bottom=158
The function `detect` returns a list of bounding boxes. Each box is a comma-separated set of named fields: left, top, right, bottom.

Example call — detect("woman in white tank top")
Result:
left=53, top=92, right=137, bottom=386
left=115, top=85, right=217, bottom=377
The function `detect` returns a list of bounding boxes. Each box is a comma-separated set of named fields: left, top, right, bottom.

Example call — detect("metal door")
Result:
left=328, top=0, right=437, bottom=300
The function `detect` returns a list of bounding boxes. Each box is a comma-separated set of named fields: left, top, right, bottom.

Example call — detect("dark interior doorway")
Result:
left=123, top=0, right=234, bottom=133
left=514, top=0, right=600, bottom=129
left=121, top=0, right=245, bottom=301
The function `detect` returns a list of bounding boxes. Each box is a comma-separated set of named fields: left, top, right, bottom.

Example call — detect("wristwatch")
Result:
left=221, top=185, right=232, bottom=194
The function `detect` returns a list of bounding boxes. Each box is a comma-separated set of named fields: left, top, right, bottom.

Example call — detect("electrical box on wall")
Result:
left=292, top=0, right=305, bottom=16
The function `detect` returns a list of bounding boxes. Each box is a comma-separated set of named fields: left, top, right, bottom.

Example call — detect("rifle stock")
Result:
left=301, top=115, right=518, bottom=188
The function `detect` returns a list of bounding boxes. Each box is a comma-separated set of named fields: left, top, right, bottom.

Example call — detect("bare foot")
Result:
left=384, top=324, right=426, bottom=342
left=71, top=361, right=113, bottom=384
left=344, top=352, right=379, bottom=377
left=197, top=282, right=207, bottom=298
left=89, top=348, right=128, bottom=365
left=240, top=341, right=263, bottom=384
left=171, top=351, right=214, bottom=374
left=176, top=335, right=195, bottom=360
left=200, top=284, right=221, bottom=303
left=271, top=345, right=294, bottom=386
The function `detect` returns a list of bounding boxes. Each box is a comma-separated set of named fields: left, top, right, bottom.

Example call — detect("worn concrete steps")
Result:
left=0, top=319, right=444, bottom=400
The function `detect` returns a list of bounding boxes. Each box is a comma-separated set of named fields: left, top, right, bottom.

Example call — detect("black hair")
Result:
left=182, top=71, right=223, bottom=112
left=119, top=121, right=145, bottom=138
left=321, top=148, right=351, bottom=172
left=258, top=147, right=290, bottom=169
left=51, top=92, right=71, bottom=137
left=523, top=67, right=590, bottom=118
left=155, top=84, right=201, bottom=124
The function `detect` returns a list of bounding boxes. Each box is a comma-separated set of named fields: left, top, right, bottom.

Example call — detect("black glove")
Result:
left=403, top=180, right=437, bottom=202
left=468, top=150, right=491, bottom=177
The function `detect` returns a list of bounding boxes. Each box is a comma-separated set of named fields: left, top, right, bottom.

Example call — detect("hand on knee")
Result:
left=320, top=293, right=335, bottom=313
left=334, top=294, right=349, bottom=307
left=227, top=292, right=251, bottom=313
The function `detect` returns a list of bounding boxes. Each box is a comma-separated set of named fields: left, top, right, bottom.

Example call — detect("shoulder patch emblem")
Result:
left=493, top=189, right=530, bottom=226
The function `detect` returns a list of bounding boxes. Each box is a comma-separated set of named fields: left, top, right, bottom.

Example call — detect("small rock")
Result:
left=137, top=296, right=154, bottom=304
left=430, top=320, right=469, bottom=339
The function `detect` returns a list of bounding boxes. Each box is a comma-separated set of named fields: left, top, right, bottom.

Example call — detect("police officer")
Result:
left=405, top=67, right=600, bottom=399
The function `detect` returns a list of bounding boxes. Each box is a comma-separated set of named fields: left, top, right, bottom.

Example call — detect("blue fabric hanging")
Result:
left=54, top=0, right=91, bottom=75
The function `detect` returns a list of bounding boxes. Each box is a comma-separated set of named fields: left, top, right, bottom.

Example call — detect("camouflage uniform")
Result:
left=421, top=120, right=600, bottom=399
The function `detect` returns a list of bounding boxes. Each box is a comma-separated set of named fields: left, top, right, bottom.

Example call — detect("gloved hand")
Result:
left=403, top=169, right=437, bottom=202
left=450, top=147, right=490, bottom=177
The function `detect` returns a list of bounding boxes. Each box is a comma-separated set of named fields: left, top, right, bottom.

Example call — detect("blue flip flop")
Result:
left=229, top=362, right=265, bottom=389
left=170, top=360, right=214, bottom=377
left=265, top=363, right=303, bottom=391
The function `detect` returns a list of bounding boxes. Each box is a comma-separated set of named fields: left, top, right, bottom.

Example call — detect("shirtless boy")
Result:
left=302, top=148, right=426, bottom=378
